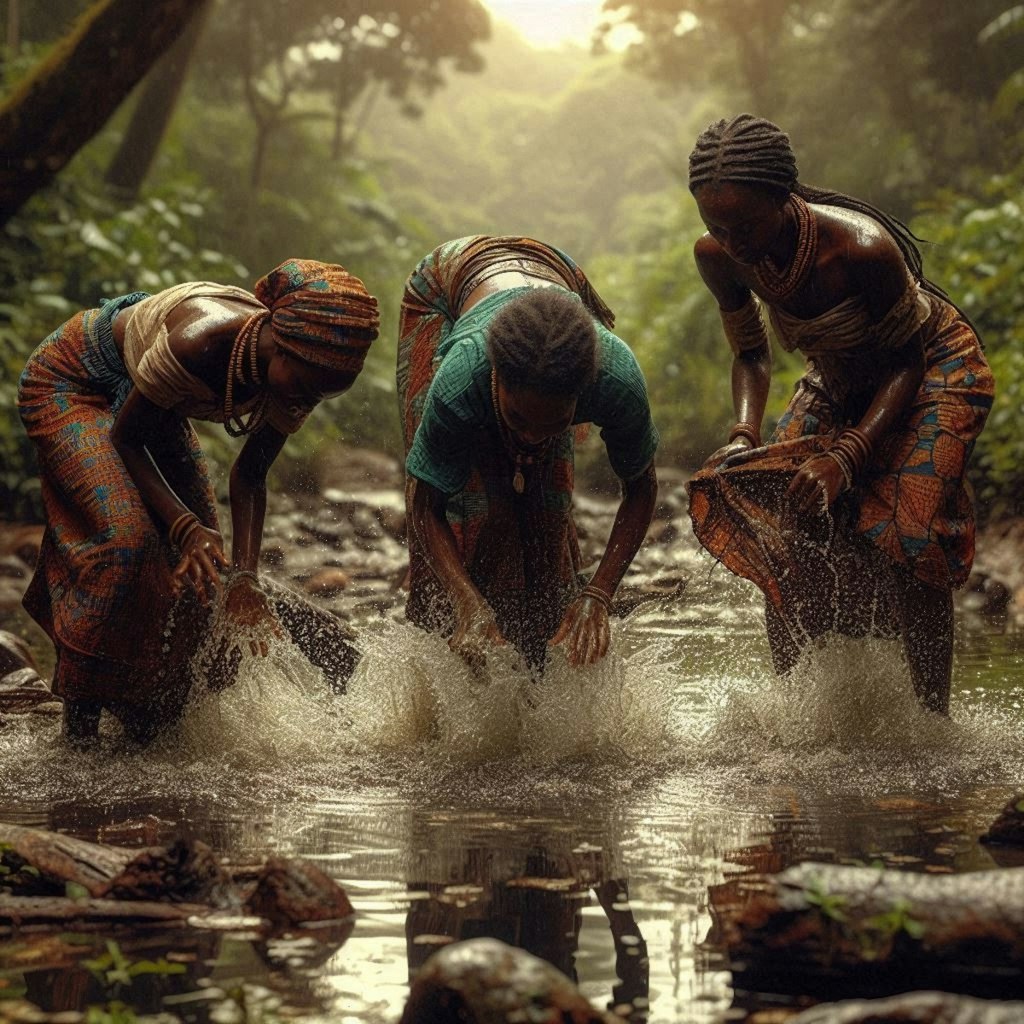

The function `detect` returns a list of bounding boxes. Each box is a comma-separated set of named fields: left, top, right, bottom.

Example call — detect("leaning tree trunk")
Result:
left=103, top=0, right=211, bottom=199
left=0, top=0, right=207, bottom=226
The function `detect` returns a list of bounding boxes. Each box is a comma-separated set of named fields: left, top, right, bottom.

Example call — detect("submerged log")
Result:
left=399, top=937, right=619, bottom=1024
left=785, top=991, right=1024, bottom=1023
left=0, top=823, right=352, bottom=935
left=981, top=796, right=1024, bottom=847
left=724, top=863, right=1024, bottom=1000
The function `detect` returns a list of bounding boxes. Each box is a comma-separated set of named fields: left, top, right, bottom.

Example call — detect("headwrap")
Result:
left=254, top=258, right=380, bottom=375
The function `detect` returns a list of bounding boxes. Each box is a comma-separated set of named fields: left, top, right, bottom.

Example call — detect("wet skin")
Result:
left=109, top=298, right=356, bottom=656
left=410, top=272, right=658, bottom=671
left=692, top=181, right=951, bottom=712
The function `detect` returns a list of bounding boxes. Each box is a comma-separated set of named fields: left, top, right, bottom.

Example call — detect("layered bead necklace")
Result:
left=223, top=311, right=270, bottom=437
left=754, top=195, right=818, bottom=302
left=490, top=369, right=552, bottom=495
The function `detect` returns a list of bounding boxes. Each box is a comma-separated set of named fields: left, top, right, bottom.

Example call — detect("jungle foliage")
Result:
left=0, top=0, right=1022, bottom=520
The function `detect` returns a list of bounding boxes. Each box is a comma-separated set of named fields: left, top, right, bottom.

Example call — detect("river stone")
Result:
left=981, top=795, right=1024, bottom=846
left=785, top=991, right=1024, bottom=1023
left=303, top=567, right=351, bottom=598
left=0, top=668, right=60, bottom=715
left=0, top=631, right=38, bottom=676
left=0, top=555, right=28, bottom=579
left=245, top=857, right=353, bottom=928
left=399, top=937, right=618, bottom=1024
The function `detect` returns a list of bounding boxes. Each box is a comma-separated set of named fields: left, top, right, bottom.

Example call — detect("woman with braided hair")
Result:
left=19, top=259, right=379, bottom=742
left=398, top=236, right=659, bottom=673
left=685, top=114, right=993, bottom=713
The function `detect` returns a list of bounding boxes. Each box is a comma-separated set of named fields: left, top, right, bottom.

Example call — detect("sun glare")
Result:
left=481, top=0, right=638, bottom=50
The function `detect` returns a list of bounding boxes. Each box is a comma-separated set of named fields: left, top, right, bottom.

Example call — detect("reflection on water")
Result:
left=1, top=571, right=1023, bottom=1022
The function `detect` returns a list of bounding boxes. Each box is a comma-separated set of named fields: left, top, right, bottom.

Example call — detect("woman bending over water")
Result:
left=686, top=115, right=993, bottom=713
left=398, top=235, right=659, bottom=673
left=19, top=260, right=379, bottom=742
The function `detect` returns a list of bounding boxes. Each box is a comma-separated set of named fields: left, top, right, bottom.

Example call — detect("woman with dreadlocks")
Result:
left=398, top=236, right=659, bottom=673
left=685, top=114, right=993, bottom=713
left=19, top=259, right=379, bottom=742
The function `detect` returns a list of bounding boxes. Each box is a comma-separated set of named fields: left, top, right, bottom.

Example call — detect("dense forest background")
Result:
left=1, top=0, right=1022, bottom=520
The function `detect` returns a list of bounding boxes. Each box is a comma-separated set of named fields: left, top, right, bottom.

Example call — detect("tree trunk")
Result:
left=103, top=0, right=211, bottom=199
left=0, top=0, right=207, bottom=226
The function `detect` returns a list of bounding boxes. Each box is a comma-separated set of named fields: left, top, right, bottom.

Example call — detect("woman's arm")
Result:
left=694, top=235, right=772, bottom=460
left=229, top=426, right=287, bottom=572
left=410, top=478, right=505, bottom=662
left=551, top=462, right=658, bottom=667
left=111, top=387, right=227, bottom=598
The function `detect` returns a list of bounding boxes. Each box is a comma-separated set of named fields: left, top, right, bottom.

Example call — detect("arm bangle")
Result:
left=728, top=422, right=761, bottom=448
left=581, top=584, right=612, bottom=610
left=169, top=511, right=199, bottom=547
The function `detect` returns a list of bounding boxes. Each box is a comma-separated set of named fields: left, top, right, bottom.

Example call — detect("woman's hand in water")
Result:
left=224, top=574, right=281, bottom=657
left=788, top=454, right=847, bottom=514
left=171, top=525, right=229, bottom=603
left=450, top=596, right=506, bottom=670
left=550, top=593, right=611, bottom=667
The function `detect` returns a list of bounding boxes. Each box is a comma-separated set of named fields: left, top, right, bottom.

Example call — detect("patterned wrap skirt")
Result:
left=688, top=296, right=995, bottom=626
left=18, top=294, right=219, bottom=710
left=396, top=236, right=610, bottom=669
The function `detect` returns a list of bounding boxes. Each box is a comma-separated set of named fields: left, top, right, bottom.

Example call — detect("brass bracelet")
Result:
left=728, top=422, right=761, bottom=448
left=581, top=584, right=612, bottom=610
left=169, top=511, right=198, bottom=547
left=823, top=448, right=854, bottom=491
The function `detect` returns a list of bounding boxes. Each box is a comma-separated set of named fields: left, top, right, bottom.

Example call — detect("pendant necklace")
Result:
left=490, top=369, right=552, bottom=494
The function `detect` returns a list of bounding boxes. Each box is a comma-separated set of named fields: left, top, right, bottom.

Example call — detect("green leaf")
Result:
left=65, top=881, right=90, bottom=902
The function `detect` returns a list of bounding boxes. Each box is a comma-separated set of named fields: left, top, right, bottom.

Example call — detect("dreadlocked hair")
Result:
left=687, top=113, right=973, bottom=327
left=486, top=288, right=599, bottom=396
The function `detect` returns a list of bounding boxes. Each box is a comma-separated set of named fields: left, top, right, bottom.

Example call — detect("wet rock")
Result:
left=303, top=568, right=350, bottom=598
left=785, top=991, right=1024, bottom=1023
left=962, top=572, right=1012, bottom=616
left=722, top=862, right=1024, bottom=1000
left=646, top=519, right=680, bottom=545
left=0, top=555, right=28, bottom=579
left=399, top=937, right=618, bottom=1024
left=259, top=542, right=287, bottom=569
left=245, top=857, right=353, bottom=928
left=981, top=795, right=1024, bottom=847
left=0, top=668, right=60, bottom=715
left=0, top=630, right=38, bottom=676
left=0, top=524, right=44, bottom=568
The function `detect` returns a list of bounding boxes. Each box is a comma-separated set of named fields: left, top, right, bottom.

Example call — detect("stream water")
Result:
left=1, top=567, right=1022, bottom=1023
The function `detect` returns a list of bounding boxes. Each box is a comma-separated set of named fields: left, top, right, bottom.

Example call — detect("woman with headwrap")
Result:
left=19, top=259, right=379, bottom=742
left=398, top=235, right=659, bottom=673
left=684, top=115, right=994, bottom=713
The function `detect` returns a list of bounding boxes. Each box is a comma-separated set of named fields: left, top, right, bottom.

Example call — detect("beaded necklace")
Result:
left=223, top=311, right=271, bottom=437
left=754, top=195, right=818, bottom=301
left=489, top=369, right=553, bottom=495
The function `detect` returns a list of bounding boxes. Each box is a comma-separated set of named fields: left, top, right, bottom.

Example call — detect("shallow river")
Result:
left=1, top=568, right=1022, bottom=1023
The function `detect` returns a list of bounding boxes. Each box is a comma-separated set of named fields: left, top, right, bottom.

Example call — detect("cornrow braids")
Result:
left=486, top=288, right=599, bottom=396
left=688, top=113, right=978, bottom=333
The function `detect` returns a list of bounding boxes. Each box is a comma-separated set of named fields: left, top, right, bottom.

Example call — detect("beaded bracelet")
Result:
left=581, top=584, right=612, bottom=610
left=728, top=422, right=761, bottom=448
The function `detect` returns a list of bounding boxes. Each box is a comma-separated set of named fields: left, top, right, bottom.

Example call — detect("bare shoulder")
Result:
left=693, top=233, right=749, bottom=308
left=814, top=204, right=905, bottom=274
left=165, top=295, right=257, bottom=375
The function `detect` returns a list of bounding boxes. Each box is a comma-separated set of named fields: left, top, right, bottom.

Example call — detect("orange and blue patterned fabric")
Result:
left=688, top=294, right=994, bottom=614
left=18, top=294, right=218, bottom=708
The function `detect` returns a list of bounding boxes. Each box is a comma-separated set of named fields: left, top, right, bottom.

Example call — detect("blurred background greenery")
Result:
left=1, top=0, right=1022, bottom=520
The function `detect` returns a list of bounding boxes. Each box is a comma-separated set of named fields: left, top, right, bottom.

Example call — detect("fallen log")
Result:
left=0, top=823, right=352, bottom=936
left=724, top=863, right=1024, bottom=1000
left=784, top=990, right=1024, bottom=1023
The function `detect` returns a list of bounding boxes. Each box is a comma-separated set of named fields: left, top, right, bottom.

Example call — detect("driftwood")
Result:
left=784, top=991, right=1024, bottom=1023
left=724, top=863, right=1024, bottom=1000
left=0, top=823, right=351, bottom=936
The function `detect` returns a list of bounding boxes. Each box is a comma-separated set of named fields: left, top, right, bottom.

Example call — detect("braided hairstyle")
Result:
left=687, top=114, right=965, bottom=316
left=486, top=288, right=599, bottom=396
